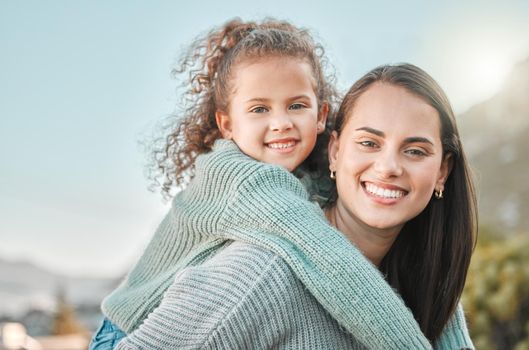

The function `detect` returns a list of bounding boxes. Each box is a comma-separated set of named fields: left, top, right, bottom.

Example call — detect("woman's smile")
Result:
left=328, top=82, right=451, bottom=233
left=362, top=181, right=408, bottom=204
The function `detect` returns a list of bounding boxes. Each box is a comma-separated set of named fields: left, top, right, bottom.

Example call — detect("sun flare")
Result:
left=465, top=44, right=512, bottom=101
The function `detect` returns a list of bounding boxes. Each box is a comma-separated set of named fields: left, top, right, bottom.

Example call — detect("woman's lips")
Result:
left=362, top=181, right=408, bottom=203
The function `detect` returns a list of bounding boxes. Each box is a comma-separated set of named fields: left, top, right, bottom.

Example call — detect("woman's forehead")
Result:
left=343, top=83, right=441, bottom=139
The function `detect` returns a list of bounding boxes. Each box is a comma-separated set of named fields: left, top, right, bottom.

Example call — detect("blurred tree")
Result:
left=51, top=285, right=87, bottom=335
left=462, top=231, right=529, bottom=350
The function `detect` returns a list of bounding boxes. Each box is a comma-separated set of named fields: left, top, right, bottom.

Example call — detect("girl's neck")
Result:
left=324, top=203, right=401, bottom=267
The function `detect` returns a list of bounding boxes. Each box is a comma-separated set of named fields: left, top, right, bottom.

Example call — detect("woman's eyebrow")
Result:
left=403, top=137, right=434, bottom=145
left=356, top=127, right=434, bottom=145
left=355, top=127, right=384, bottom=137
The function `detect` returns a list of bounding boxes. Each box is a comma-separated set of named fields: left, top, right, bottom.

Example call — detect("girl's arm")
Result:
left=434, top=303, right=474, bottom=350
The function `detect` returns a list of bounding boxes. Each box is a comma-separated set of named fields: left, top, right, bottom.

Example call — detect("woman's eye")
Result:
left=289, top=103, right=306, bottom=110
left=250, top=106, right=268, bottom=113
left=357, top=140, right=378, bottom=148
left=406, top=149, right=427, bottom=157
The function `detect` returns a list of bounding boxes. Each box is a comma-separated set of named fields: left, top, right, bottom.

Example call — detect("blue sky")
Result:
left=1, top=0, right=528, bottom=277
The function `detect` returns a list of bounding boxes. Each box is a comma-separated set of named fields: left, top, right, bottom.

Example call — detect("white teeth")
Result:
left=267, top=141, right=296, bottom=149
left=365, top=183, right=405, bottom=199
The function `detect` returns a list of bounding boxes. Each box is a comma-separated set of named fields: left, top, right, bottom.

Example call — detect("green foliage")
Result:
left=462, top=233, right=529, bottom=350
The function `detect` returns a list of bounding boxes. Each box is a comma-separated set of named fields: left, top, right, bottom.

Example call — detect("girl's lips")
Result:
left=265, top=138, right=299, bottom=153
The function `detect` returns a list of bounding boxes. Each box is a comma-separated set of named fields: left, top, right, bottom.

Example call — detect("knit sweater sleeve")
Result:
left=434, top=303, right=474, bottom=350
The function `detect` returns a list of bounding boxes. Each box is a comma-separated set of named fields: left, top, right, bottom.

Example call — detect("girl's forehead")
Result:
left=229, top=56, right=318, bottom=95
left=232, top=55, right=311, bottom=75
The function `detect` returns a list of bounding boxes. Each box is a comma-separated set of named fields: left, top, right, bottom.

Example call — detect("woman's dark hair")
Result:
left=326, top=63, right=477, bottom=342
left=149, top=18, right=338, bottom=198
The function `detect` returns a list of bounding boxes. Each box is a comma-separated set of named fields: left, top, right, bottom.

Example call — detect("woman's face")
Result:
left=328, top=82, right=451, bottom=233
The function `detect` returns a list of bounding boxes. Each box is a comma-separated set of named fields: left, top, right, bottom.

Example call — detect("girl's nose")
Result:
left=270, top=113, right=293, bottom=132
left=373, top=151, right=403, bottom=178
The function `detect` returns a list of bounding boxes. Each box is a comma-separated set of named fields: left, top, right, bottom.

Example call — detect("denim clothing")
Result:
left=89, top=318, right=126, bottom=350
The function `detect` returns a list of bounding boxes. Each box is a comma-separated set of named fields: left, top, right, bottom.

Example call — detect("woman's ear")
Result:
left=215, top=110, right=233, bottom=139
left=436, top=153, right=453, bottom=190
left=317, top=102, right=329, bottom=134
left=328, top=131, right=340, bottom=171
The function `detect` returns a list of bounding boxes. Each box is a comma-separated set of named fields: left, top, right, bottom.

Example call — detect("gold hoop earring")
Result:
left=434, top=189, right=444, bottom=199
left=330, top=170, right=336, bottom=180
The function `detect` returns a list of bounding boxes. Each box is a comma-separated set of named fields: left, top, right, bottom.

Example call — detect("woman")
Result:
left=112, top=64, right=476, bottom=349
left=325, top=63, right=476, bottom=342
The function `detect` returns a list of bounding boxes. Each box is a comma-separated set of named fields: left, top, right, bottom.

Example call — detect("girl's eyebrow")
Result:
left=288, top=94, right=312, bottom=101
left=245, top=97, right=270, bottom=103
left=355, top=127, right=434, bottom=145
left=246, top=95, right=312, bottom=103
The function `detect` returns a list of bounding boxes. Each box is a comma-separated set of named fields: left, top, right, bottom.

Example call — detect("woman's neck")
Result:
left=324, top=203, right=401, bottom=267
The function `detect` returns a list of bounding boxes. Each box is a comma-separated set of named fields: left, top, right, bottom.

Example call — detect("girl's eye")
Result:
left=250, top=106, right=268, bottom=113
left=289, top=103, right=306, bottom=110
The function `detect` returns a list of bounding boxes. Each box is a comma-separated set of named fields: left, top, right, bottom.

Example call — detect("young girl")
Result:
left=91, top=19, right=472, bottom=349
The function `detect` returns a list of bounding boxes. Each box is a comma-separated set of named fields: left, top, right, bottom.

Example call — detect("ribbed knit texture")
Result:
left=115, top=241, right=368, bottom=349
left=435, top=304, right=474, bottom=349
left=115, top=242, right=473, bottom=350
left=103, top=139, right=473, bottom=349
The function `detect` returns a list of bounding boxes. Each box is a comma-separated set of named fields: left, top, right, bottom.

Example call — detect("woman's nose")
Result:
left=373, top=151, right=403, bottom=178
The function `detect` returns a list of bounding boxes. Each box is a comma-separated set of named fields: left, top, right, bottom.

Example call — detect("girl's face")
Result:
left=216, top=56, right=327, bottom=171
left=329, top=82, right=451, bottom=233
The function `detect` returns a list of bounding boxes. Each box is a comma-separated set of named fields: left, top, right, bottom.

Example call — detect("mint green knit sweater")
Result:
left=115, top=241, right=472, bottom=350
left=102, top=140, right=472, bottom=349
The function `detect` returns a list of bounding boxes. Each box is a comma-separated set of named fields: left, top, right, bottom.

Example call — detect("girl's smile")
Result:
left=216, top=57, right=327, bottom=171
left=265, top=137, right=299, bottom=153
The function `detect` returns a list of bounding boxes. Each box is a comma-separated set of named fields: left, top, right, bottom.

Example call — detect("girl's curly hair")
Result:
left=149, top=18, right=339, bottom=198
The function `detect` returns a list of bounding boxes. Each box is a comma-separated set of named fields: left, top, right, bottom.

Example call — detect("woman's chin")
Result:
left=360, top=216, right=405, bottom=233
